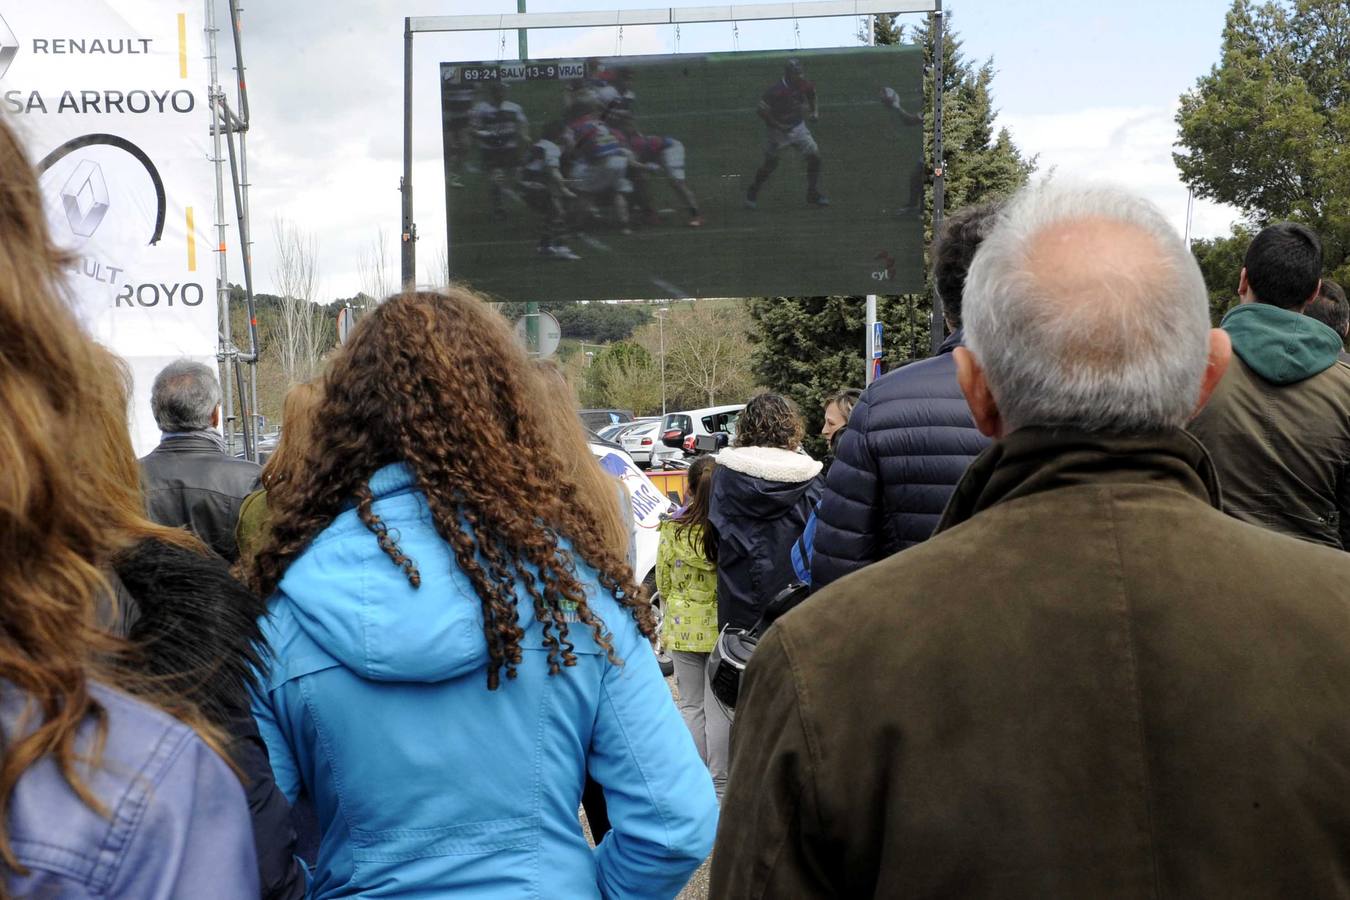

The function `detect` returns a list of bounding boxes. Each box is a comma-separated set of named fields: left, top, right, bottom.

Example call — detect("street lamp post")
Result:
left=654, top=308, right=670, bottom=416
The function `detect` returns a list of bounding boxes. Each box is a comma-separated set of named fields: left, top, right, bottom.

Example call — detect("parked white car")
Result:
left=620, top=421, right=661, bottom=467
left=652, top=404, right=745, bottom=467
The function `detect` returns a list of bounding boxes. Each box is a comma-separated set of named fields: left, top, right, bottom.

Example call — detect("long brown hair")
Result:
left=531, top=361, right=631, bottom=558
left=0, top=117, right=236, bottom=887
left=0, top=117, right=147, bottom=877
left=249, top=290, right=656, bottom=689
left=261, top=381, right=323, bottom=491
left=674, top=454, right=717, bottom=564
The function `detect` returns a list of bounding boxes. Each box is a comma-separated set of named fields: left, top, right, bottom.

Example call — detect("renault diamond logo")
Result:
left=0, top=14, right=17, bottom=80
left=61, top=159, right=111, bottom=238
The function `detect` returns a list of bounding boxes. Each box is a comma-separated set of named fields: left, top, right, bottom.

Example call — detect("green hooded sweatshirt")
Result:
left=1190, top=301, right=1350, bottom=549
left=1221, top=302, right=1343, bottom=385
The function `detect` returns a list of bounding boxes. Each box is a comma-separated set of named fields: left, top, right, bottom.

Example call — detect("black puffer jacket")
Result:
left=810, top=330, right=990, bottom=591
left=112, top=539, right=306, bottom=900
left=140, top=432, right=261, bottom=562
left=709, top=446, right=823, bottom=630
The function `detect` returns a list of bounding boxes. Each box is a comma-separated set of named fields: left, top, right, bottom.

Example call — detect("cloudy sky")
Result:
left=225, top=0, right=1240, bottom=298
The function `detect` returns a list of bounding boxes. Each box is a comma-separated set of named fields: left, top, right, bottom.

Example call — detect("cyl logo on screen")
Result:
left=60, top=159, right=111, bottom=238
left=0, top=14, right=18, bottom=80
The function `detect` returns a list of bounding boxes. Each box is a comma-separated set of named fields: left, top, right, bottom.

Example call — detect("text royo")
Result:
left=33, top=38, right=153, bottom=55
left=116, top=282, right=206, bottom=308
left=4, top=89, right=196, bottom=115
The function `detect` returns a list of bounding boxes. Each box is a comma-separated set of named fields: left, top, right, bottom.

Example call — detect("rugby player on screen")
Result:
left=441, top=69, right=477, bottom=188
left=566, top=99, right=634, bottom=234
left=881, top=85, right=924, bottom=217
left=595, top=67, right=637, bottom=116
left=608, top=107, right=703, bottom=227
left=471, top=82, right=529, bottom=219
left=519, top=121, right=581, bottom=260
left=745, top=58, right=828, bottom=209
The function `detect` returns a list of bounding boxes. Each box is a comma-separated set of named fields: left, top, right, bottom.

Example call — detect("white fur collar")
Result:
left=716, top=446, right=822, bottom=483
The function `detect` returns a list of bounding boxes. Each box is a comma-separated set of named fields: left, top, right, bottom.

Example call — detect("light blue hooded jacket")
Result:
left=251, top=464, right=718, bottom=899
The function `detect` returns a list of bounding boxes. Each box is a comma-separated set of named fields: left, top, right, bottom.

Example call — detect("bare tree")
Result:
left=357, top=227, right=395, bottom=309
left=271, top=218, right=326, bottom=385
left=423, top=245, right=451, bottom=291
left=652, top=300, right=756, bottom=407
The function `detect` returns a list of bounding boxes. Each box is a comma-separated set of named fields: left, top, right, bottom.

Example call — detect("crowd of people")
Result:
left=3, top=93, right=1350, bottom=899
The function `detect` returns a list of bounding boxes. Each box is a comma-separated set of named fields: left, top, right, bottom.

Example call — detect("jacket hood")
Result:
left=713, top=446, right=823, bottom=518
left=1221, top=303, right=1343, bottom=385
left=275, top=463, right=489, bottom=683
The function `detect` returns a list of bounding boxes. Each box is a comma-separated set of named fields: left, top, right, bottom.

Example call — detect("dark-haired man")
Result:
left=809, top=201, right=1000, bottom=590
left=1304, top=278, right=1350, bottom=364
left=1190, top=223, right=1350, bottom=548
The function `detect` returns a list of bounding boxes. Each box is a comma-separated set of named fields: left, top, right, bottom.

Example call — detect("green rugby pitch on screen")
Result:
left=440, top=45, right=925, bottom=301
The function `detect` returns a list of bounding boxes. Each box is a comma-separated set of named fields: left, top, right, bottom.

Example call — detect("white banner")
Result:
left=1, top=1, right=216, bottom=454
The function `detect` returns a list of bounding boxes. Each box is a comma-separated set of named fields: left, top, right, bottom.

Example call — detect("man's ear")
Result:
left=1193, top=328, right=1232, bottom=418
left=1237, top=267, right=1251, bottom=303
left=211, top=405, right=221, bottom=429
left=954, top=346, right=1004, bottom=439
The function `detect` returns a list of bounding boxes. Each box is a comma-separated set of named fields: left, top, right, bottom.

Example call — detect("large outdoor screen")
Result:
left=440, top=45, right=925, bottom=301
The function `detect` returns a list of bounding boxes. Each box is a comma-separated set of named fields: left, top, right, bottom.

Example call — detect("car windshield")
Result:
left=664, top=414, right=692, bottom=433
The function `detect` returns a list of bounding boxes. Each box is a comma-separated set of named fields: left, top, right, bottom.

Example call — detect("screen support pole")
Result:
left=519, top=1, right=539, bottom=355
left=865, top=295, right=879, bottom=385
left=929, top=0, right=945, bottom=354
left=401, top=17, right=416, bottom=289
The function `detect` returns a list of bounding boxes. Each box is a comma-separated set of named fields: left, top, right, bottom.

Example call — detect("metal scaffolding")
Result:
left=205, top=0, right=262, bottom=459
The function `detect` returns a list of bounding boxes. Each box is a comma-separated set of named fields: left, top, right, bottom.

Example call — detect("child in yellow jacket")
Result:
left=656, top=455, right=727, bottom=796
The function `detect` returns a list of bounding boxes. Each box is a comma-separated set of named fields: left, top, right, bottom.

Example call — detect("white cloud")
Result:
left=996, top=104, right=1241, bottom=242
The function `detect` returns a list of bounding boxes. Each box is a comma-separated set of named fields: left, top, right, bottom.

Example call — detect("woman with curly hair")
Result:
left=247, top=289, right=717, bottom=900
left=709, top=392, right=823, bottom=633
left=0, top=116, right=257, bottom=895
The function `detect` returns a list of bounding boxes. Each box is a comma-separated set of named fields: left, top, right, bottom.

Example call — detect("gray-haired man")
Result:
left=139, top=359, right=260, bottom=561
left=713, top=182, right=1350, bottom=898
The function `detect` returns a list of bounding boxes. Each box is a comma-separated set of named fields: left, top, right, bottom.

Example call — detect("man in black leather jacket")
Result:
left=139, top=360, right=260, bottom=561
left=810, top=201, right=1001, bottom=590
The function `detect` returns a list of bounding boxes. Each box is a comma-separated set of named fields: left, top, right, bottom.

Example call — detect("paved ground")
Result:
left=678, top=856, right=712, bottom=899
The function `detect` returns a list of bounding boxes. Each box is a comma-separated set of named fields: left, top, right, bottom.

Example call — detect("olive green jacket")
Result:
left=1189, top=303, right=1350, bottom=549
left=235, top=488, right=271, bottom=567
left=712, top=428, right=1350, bottom=899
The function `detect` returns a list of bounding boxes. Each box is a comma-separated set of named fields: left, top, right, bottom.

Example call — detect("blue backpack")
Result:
left=790, top=505, right=819, bottom=587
